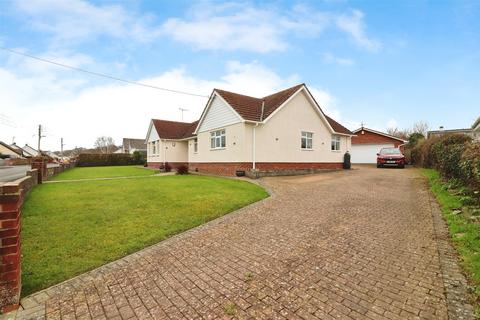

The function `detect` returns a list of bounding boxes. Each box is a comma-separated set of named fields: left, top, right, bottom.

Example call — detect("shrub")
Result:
left=411, top=136, right=442, bottom=167
left=164, top=162, right=172, bottom=172
left=176, top=164, right=189, bottom=175
left=77, top=153, right=133, bottom=166
left=431, top=135, right=472, bottom=179
left=460, top=142, right=480, bottom=189
left=131, top=151, right=146, bottom=165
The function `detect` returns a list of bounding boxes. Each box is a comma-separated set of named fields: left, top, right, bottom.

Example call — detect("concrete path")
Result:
left=10, top=167, right=474, bottom=319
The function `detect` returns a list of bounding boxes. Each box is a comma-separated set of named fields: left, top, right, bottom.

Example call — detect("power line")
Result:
left=0, top=46, right=210, bottom=99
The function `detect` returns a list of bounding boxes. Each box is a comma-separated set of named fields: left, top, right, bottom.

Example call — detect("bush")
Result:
left=176, top=164, right=189, bottom=175
left=132, top=151, right=146, bottom=165
left=460, top=142, right=480, bottom=189
left=164, top=162, right=172, bottom=172
left=77, top=153, right=133, bottom=166
left=431, top=134, right=472, bottom=179
left=411, top=136, right=441, bottom=167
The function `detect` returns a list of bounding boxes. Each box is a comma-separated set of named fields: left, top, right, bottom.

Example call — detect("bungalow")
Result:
left=146, top=84, right=353, bottom=176
left=0, top=141, right=23, bottom=158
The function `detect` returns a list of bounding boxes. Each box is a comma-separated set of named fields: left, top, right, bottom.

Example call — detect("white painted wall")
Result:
left=253, top=90, right=349, bottom=163
left=197, top=95, right=242, bottom=132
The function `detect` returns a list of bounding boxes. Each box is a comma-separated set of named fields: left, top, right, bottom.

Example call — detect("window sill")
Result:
left=210, top=148, right=226, bottom=151
left=301, top=148, right=314, bottom=151
left=331, top=150, right=342, bottom=153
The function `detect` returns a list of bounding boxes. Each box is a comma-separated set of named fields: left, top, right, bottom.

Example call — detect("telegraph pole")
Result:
left=37, top=125, right=46, bottom=152
left=37, top=125, right=42, bottom=152
left=60, top=137, right=65, bottom=158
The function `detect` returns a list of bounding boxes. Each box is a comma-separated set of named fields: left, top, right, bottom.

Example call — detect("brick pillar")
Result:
left=31, top=157, right=47, bottom=184
left=0, top=184, right=23, bottom=313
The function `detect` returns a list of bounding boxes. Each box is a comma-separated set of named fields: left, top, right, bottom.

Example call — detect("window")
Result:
left=301, top=131, right=313, bottom=149
left=193, top=138, right=198, bottom=153
left=331, top=135, right=341, bottom=151
left=210, top=129, right=226, bottom=149
left=152, top=141, right=156, bottom=155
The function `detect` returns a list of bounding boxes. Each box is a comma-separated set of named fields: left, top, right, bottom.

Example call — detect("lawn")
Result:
left=21, top=174, right=268, bottom=296
left=423, top=169, right=480, bottom=312
left=49, top=165, right=157, bottom=181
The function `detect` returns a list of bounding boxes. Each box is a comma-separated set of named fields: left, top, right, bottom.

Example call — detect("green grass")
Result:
left=21, top=175, right=268, bottom=296
left=422, top=168, right=480, bottom=310
left=49, top=165, right=156, bottom=181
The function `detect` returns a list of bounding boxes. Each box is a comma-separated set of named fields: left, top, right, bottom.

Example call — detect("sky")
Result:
left=0, top=0, right=479, bottom=151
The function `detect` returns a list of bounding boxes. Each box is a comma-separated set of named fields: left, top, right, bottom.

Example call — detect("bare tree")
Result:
left=386, top=127, right=410, bottom=140
left=411, top=121, right=429, bottom=136
left=94, top=136, right=116, bottom=154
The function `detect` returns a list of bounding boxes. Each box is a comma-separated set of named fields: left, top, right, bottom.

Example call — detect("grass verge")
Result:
left=21, top=175, right=268, bottom=296
left=422, top=168, right=480, bottom=312
left=49, top=165, right=157, bottom=181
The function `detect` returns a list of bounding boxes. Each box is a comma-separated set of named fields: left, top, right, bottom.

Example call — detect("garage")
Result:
left=351, top=143, right=394, bottom=163
left=351, top=127, right=407, bottom=164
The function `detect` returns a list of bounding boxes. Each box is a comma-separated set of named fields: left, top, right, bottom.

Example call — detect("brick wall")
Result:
left=0, top=159, right=74, bottom=312
left=189, top=162, right=343, bottom=176
left=352, top=129, right=405, bottom=150
left=0, top=172, right=38, bottom=313
left=147, top=162, right=188, bottom=170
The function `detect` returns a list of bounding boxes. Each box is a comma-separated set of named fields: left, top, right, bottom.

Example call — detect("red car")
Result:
left=377, top=147, right=405, bottom=168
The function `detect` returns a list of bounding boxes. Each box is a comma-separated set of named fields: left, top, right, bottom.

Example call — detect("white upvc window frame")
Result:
left=301, top=131, right=313, bottom=150
left=210, top=129, right=226, bottom=149
left=152, top=141, right=156, bottom=155
left=331, top=135, right=341, bottom=151
left=193, top=138, right=198, bottom=153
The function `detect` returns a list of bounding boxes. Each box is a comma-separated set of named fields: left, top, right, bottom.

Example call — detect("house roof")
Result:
left=122, top=138, right=147, bottom=150
left=214, top=84, right=353, bottom=135
left=0, top=141, right=23, bottom=156
left=352, top=127, right=407, bottom=143
left=152, top=119, right=199, bottom=140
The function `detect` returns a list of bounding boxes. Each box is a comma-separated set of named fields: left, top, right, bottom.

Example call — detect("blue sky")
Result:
left=0, top=0, right=479, bottom=150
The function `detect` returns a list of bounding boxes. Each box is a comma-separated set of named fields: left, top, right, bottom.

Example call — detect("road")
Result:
left=0, top=163, right=60, bottom=183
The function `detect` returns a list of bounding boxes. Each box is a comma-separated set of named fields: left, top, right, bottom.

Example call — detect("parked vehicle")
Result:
left=376, top=148, right=405, bottom=168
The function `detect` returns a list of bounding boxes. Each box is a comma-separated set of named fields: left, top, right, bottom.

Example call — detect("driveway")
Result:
left=13, top=167, right=474, bottom=319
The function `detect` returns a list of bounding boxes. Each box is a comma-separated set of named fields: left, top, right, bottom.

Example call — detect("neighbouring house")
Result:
left=22, top=144, right=39, bottom=157
left=120, top=138, right=147, bottom=154
left=0, top=141, right=24, bottom=158
left=350, top=127, right=407, bottom=164
left=146, top=84, right=354, bottom=176
left=427, top=116, right=480, bottom=141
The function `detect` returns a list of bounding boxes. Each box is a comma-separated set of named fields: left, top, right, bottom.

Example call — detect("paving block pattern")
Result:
left=12, top=167, right=474, bottom=319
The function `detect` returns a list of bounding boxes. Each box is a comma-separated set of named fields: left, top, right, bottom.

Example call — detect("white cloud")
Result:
left=322, top=53, right=355, bottom=66
left=335, top=10, right=381, bottom=52
left=0, top=60, right=345, bottom=151
left=159, top=3, right=379, bottom=53
left=12, top=0, right=154, bottom=44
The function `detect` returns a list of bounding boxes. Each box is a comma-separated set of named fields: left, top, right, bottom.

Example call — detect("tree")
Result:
left=408, top=132, right=425, bottom=147
left=386, top=127, right=410, bottom=140
left=411, top=121, right=429, bottom=137
left=94, top=136, right=116, bottom=154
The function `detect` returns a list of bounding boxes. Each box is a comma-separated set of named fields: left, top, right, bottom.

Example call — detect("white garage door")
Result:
left=351, top=144, right=395, bottom=164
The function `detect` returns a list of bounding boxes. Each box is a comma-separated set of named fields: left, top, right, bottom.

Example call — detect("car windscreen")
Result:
left=380, top=148, right=401, bottom=155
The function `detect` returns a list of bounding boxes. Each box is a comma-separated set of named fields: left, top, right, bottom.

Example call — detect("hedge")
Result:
left=412, top=134, right=479, bottom=189
left=77, top=153, right=135, bottom=167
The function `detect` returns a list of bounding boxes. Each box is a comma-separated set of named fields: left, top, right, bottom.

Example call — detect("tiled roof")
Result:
left=215, top=84, right=353, bottom=135
left=122, top=138, right=147, bottom=150
left=152, top=119, right=198, bottom=140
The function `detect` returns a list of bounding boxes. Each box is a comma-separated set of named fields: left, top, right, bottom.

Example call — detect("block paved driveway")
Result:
left=15, top=167, right=474, bottom=320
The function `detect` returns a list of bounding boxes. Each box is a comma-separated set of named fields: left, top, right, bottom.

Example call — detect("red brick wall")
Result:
left=0, top=174, right=37, bottom=313
left=189, top=162, right=343, bottom=176
left=352, top=130, right=405, bottom=152
left=147, top=162, right=188, bottom=170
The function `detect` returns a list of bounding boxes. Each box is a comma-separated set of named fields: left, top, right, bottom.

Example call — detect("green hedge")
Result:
left=77, top=153, right=135, bottom=167
left=412, top=134, right=479, bottom=189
